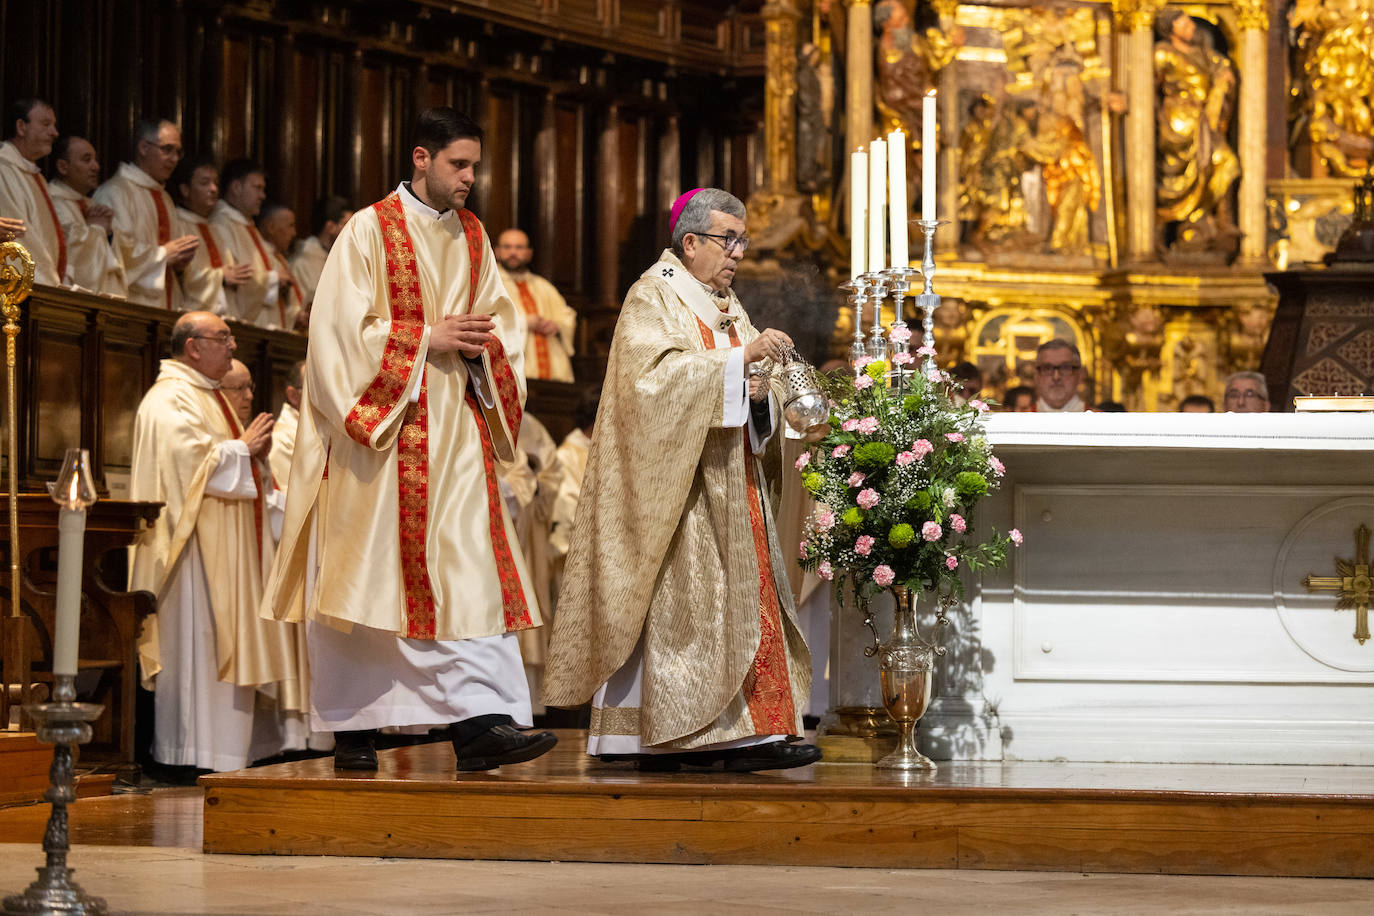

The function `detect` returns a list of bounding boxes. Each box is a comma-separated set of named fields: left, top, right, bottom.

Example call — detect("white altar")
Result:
left=920, top=412, right=1374, bottom=765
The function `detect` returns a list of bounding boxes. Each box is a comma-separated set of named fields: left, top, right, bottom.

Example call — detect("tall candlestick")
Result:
left=922, top=90, right=937, bottom=221
left=51, top=448, right=97, bottom=679
left=850, top=147, right=867, bottom=281
left=868, top=137, right=887, bottom=274
left=887, top=129, right=909, bottom=268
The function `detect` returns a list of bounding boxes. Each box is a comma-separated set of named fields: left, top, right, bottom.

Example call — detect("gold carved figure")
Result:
left=1290, top=0, right=1374, bottom=176
left=1154, top=10, right=1240, bottom=259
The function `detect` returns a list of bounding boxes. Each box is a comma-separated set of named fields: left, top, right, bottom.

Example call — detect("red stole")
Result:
left=148, top=189, right=174, bottom=307
left=693, top=317, right=796, bottom=736
left=346, top=192, right=531, bottom=639
left=210, top=389, right=265, bottom=564
left=31, top=174, right=67, bottom=281
left=197, top=223, right=224, bottom=268
left=513, top=278, right=552, bottom=379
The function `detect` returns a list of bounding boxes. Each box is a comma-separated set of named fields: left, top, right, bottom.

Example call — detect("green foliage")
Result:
left=852, top=442, right=895, bottom=469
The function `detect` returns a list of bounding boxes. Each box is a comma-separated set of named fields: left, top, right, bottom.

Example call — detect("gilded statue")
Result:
left=873, top=0, right=962, bottom=212
left=1290, top=0, right=1374, bottom=176
left=796, top=41, right=832, bottom=194
left=962, top=99, right=1036, bottom=252
left=1154, top=10, right=1240, bottom=259
left=1020, top=49, right=1103, bottom=257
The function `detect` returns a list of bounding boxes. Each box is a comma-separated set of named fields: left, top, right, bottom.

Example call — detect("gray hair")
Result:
left=1224, top=370, right=1268, bottom=401
left=1036, top=338, right=1081, bottom=361
left=132, top=118, right=174, bottom=156
left=670, top=188, right=745, bottom=257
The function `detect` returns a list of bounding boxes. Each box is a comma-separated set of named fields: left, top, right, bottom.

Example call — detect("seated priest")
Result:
left=49, top=135, right=127, bottom=297
left=544, top=187, right=818, bottom=773
left=0, top=98, right=67, bottom=286
left=1222, top=371, right=1270, bottom=413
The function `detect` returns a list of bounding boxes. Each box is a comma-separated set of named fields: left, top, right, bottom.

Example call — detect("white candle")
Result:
left=888, top=129, right=908, bottom=268
left=868, top=137, right=887, bottom=274
left=850, top=148, right=867, bottom=281
left=52, top=508, right=85, bottom=677
left=922, top=91, right=937, bottom=220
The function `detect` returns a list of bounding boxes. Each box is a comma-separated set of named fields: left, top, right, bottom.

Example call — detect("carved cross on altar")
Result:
left=1302, top=524, right=1372, bottom=645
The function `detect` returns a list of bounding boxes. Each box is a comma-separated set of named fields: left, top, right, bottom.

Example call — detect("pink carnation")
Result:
left=816, top=509, right=836, bottom=531
left=857, top=416, right=880, bottom=434
left=857, top=488, right=880, bottom=510
left=794, top=452, right=811, bottom=470
left=946, top=555, right=958, bottom=570
left=817, top=561, right=833, bottom=581
left=872, top=565, right=895, bottom=586
left=847, top=472, right=867, bottom=488
left=799, top=540, right=809, bottom=558
left=1010, top=528, right=1023, bottom=546
left=889, top=326, right=912, bottom=343
left=916, top=346, right=938, bottom=358
left=911, top=439, right=933, bottom=459
left=891, top=352, right=915, bottom=366
left=832, top=445, right=851, bottom=458
left=854, top=535, right=875, bottom=556
left=922, top=521, right=942, bottom=541
left=927, top=369, right=944, bottom=384
left=970, top=399, right=989, bottom=413
left=896, top=450, right=916, bottom=466
left=945, top=432, right=965, bottom=444
left=988, top=456, right=1005, bottom=478
left=853, top=356, right=874, bottom=369
left=950, top=513, right=967, bottom=533
left=841, top=419, right=860, bottom=432
left=854, top=375, right=874, bottom=390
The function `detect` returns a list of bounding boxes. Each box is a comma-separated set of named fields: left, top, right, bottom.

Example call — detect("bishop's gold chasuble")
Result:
left=544, top=249, right=809, bottom=749
left=263, top=188, right=540, bottom=642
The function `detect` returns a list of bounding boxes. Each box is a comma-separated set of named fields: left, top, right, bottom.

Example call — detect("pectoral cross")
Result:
left=1302, top=524, right=1372, bottom=645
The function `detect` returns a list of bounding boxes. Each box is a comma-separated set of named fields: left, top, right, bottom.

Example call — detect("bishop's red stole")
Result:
left=693, top=317, right=796, bottom=736
left=343, top=193, right=531, bottom=639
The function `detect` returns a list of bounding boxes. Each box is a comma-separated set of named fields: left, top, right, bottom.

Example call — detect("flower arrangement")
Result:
left=797, top=354, right=1021, bottom=601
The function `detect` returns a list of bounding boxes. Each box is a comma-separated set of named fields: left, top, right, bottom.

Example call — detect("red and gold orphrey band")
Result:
left=348, top=192, right=531, bottom=638
left=694, top=317, right=797, bottom=735
left=514, top=280, right=552, bottom=378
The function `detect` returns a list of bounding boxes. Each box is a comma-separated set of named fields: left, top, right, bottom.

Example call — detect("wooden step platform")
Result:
left=0, top=731, right=118, bottom=805
left=200, top=729, right=1374, bottom=877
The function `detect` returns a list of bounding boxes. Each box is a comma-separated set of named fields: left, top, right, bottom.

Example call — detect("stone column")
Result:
left=1235, top=0, right=1269, bottom=265
left=1115, top=0, right=1159, bottom=264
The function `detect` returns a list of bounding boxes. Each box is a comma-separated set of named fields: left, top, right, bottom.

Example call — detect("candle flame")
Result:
left=926, top=89, right=937, bottom=98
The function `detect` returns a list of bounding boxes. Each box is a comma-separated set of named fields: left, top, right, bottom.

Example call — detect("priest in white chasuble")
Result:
left=49, top=135, right=126, bottom=297
left=495, top=228, right=578, bottom=382
left=93, top=119, right=200, bottom=308
left=0, top=98, right=67, bottom=286
left=544, top=188, right=819, bottom=772
left=128, top=312, right=306, bottom=772
left=291, top=195, right=353, bottom=311
left=262, top=107, right=557, bottom=772
left=173, top=157, right=254, bottom=316
left=268, top=360, right=304, bottom=489
left=211, top=159, right=280, bottom=328
left=257, top=201, right=306, bottom=330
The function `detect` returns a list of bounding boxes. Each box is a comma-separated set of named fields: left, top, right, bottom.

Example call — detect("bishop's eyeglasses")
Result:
left=695, top=232, right=751, bottom=254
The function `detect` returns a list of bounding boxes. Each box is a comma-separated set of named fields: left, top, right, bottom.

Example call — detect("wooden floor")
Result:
left=200, top=729, right=1374, bottom=877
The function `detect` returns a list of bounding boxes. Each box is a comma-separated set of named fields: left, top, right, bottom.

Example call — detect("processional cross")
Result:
left=1302, top=524, right=1372, bottom=645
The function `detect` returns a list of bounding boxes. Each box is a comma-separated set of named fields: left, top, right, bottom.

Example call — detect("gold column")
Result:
left=845, top=0, right=874, bottom=200
left=760, top=0, right=801, bottom=193
left=1115, top=0, right=1160, bottom=263
left=933, top=0, right=960, bottom=251
left=1235, top=0, right=1269, bottom=265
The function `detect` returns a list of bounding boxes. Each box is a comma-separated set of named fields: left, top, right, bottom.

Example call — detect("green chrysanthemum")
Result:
left=853, top=441, right=895, bottom=469
left=865, top=360, right=888, bottom=380
left=905, top=491, right=932, bottom=511
left=955, top=471, right=989, bottom=499
left=842, top=507, right=864, bottom=527
left=888, top=523, right=915, bottom=548
left=903, top=395, right=921, bottom=412
left=801, top=472, right=823, bottom=496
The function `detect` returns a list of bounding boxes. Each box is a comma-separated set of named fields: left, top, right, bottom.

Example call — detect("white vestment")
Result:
left=175, top=206, right=234, bottom=315
left=0, top=141, right=67, bottom=286
left=47, top=179, right=126, bottom=296
left=210, top=200, right=279, bottom=327
left=268, top=402, right=299, bottom=488
left=93, top=163, right=180, bottom=308
left=289, top=234, right=329, bottom=308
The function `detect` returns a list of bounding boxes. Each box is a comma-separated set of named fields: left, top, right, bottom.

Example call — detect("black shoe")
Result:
left=720, top=742, right=822, bottom=772
left=333, top=729, right=379, bottom=770
left=453, top=723, right=558, bottom=771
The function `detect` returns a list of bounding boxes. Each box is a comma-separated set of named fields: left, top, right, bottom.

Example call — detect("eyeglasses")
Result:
left=1034, top=363, right=1082, bottom=377
left=191, top=333, right=235, bottom=346
left=1223, top=389, right=1266, bottom=402
left=220, top=382, right=254, bottom=392
left=143, top=140, right=183, bottom=157
left=695, top=232, right=750, bottom=254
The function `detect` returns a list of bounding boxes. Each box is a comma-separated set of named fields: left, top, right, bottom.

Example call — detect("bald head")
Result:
left=171, top=311, right=236, bottom=381
left=495, top=228, right=533, bottom=273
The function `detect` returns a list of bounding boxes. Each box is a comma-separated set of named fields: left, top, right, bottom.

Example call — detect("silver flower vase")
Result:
left=875, top=586, right=946, bottom=771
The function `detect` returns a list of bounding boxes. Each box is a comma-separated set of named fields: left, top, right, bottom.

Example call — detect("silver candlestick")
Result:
left=839, top=279, right=870, bottom=368
left=880, top=266, right=921, bottom=390
left=859, top=272, right=889, bottom=363
left=3, top=675, right=107, bottom=915
left=913, top=219, right=947, bottom=373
